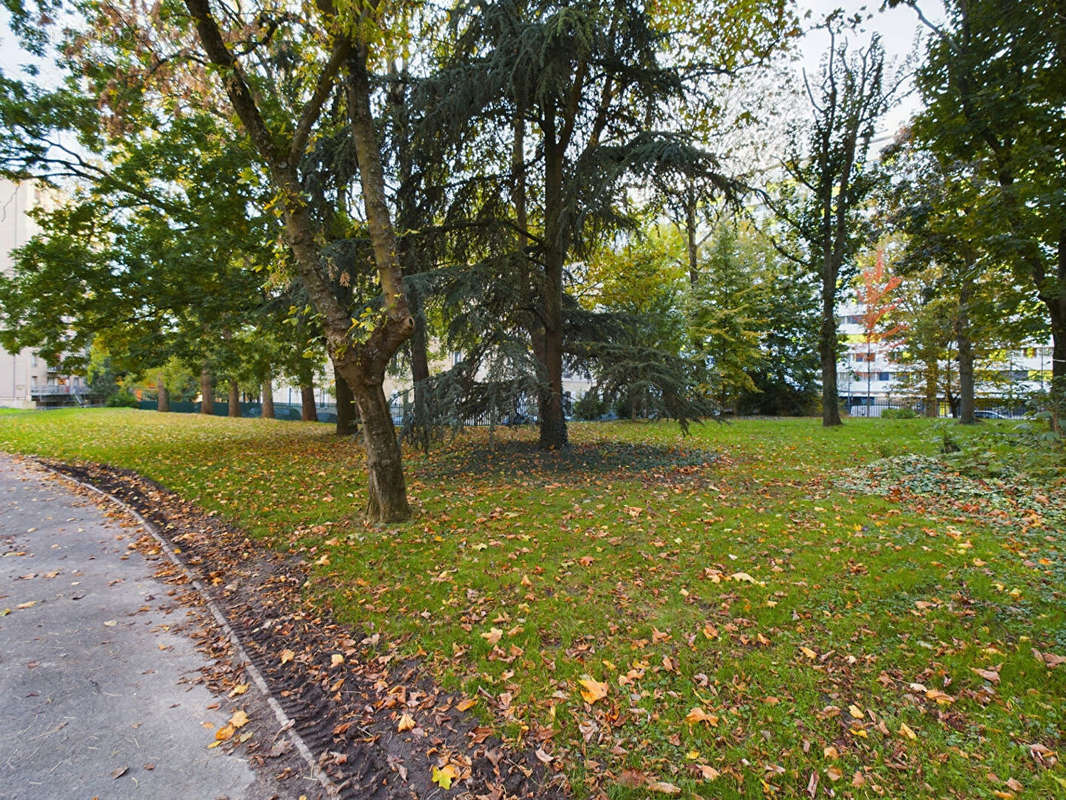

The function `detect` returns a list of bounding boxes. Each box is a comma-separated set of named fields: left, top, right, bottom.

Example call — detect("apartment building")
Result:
left=0, top=179, right=89, bottom=408
left=836, top=300, right=1053, bottom=415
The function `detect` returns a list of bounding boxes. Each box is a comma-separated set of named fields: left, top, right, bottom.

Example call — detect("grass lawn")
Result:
left=2, top=409, right=1064, bottom=799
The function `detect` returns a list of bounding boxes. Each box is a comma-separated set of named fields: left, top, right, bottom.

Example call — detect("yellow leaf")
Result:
left=480, top=627, right=503, bottom=645
left=800, top=646, right=817, bottom=659
left=229, top=710, right=249, bottom=729
left=280, top=649, right=295, bottom=665
left=685, top=707, right=719, bottom=726
left=899, top=723, right=917, bottom=741
left=229, top=684, right=249, bottom=697
left=397, top=713, right=416, bottom=732
left=330, top=653, right=345, bottom=668
left=215, top=724, right=235, bottom=741
left=827, top=766, right=843, bottom=781
left=848, top=704, right=864, bottom=718
left=456, top=698, right=477, bottom=712
left=730, top=572, right=756, bottom=583
left=431, top=764, right=457, bottom=790
left=578, top=676, right=609, bottom=704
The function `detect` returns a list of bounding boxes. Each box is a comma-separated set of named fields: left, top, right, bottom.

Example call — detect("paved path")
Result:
left=0, top=454, right=293, bottom=800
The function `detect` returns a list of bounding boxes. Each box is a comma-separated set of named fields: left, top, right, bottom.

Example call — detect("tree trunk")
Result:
left=537, top=131, right=569, bottom=449
left=409, top=287, right=431, bottom=452
left=351, top=381, right=409, bottom=522
left=261, top=378, right=274, bottom=419
left=923, top=359, right=938, bottom=418
left=157, top=381, right=170, bottom=413
left=335, top=370, right=359, bottom=435
left=819, top=286, right=842, bottom=427
left=686, top=199, right=699, bottom=288
left=200, top=367, right=214, bottom=415
left=957, top=276, right=976, bottom=425
left=301, top=383, right=318, bottom=422
left=228, top=379, right=240, bottom=417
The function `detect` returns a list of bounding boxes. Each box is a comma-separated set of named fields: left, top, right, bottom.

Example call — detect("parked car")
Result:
left=973, top=409, right=1009, bottom=419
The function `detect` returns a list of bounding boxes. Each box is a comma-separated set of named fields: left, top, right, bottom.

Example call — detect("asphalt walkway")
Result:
left=0, top=454, right=291, bottom=800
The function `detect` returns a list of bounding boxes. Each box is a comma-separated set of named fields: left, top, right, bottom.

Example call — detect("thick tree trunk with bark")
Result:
left=351, top=381, right=409, bottom=522
left=200, top=367, right=213, bottom=415
left=819, top=281, right=842, bottom=427
left=157, top=381, right=170, bottom=413
left=957, top=277, right=976, bottom=425
left=537, top=133, right=569, bottom=449
left=300, top=384, right=318, bottom=422
left=335, top=371, right=359, bottom=435
left=228, top=379, right=240, bottom=417
left=261, top=378, right=274, bottom=419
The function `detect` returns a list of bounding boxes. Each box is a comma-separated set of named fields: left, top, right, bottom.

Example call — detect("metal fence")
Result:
left=844, top=397, right=1028, bottom=419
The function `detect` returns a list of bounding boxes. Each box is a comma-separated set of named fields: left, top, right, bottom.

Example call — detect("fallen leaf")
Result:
left=578, top=675, right=609, bottom=704
left=111, top=766, right=128, bottom=779
left=431, top=764, right=458, bottom=790
left=330, top=653, right=344, bottom=668
left=456, top=697, right=477, bottom=712
left=827, top=766, right=843, bottom=781
left=280, top=649, right=295, bottom=665
left=972, top=666, right=1000, bottom=683
left=696, top=764, right=720, bottom=781
left=397, top=713, right=416, bottom=732
left=685, top=707, right=719, bottom=726
left=480, top=627, right=503, bottom=645
left=215, top=724, right=235, bottom=741
left=800, top=646, right=817, bottom=659
left=647, top=781, right=681, bottom=795
left=229, top=710, right=249, bottom=729
left=229, top=684, right=249, bottom=697
left=899, top=723, right=917, bottom=741
left=730, top=572, right=757, bottom=583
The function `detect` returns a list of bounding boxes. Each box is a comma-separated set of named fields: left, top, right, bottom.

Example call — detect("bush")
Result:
left=881, top=407, right=917, bottom=419
left=573, top=390, right=608, bottom=421
left=105, top=389, right=139, bottom=408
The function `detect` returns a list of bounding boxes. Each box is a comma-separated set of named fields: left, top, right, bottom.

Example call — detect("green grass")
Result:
left=2, top=409, right=1064, bottom=799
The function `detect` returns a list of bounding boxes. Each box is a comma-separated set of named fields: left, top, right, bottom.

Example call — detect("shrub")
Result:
left=105, top=389, right=139, bottom=408
left=881, top=407, right=917, bottom=419
left=573, top=390, right=608, bottom=421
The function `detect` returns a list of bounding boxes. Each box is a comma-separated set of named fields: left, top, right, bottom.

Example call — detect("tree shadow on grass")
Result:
left=416, top=437, right=718, bottom=486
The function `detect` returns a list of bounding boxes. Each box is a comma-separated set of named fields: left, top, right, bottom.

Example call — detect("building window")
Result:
left=878, top=372, right=891, bottom=381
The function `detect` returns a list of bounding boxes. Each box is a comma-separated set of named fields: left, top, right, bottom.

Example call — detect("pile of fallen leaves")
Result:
left=835, top=454, right=1066, bottom=534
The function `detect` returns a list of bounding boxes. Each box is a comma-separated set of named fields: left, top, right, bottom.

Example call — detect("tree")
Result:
left=900, top=0, right=1066, bottom=423
left=855, top=248, right=904, bottom=408
left=770, top=25, right=895, bottom=426
left=880, top=135, right=1041, bottom=423
left=429, top=0, right=795, bottom=448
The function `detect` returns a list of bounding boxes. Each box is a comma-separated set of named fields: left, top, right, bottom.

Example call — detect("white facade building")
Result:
left=0, top=179, right=89, bottom=408
left=836, top=300, right=1053, bottom=416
